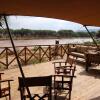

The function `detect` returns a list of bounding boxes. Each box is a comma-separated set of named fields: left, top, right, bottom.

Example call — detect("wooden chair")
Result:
left=53, top=74, right=75, bottom=100
left=0, top=72, right=13, bottom=100
left=53, top=59, right=76, bottom=100
left=53, top=56, right=76, bottom=75
left=18, top=76, right=52, bottom=100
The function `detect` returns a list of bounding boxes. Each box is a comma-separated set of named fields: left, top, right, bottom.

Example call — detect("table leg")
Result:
left=86, top=60, right=91, bottom=72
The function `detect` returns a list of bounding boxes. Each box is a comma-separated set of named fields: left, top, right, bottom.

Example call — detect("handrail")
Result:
left=0, top=43, right=99, bottom=69
left=0, top=44, right=69, bottom=69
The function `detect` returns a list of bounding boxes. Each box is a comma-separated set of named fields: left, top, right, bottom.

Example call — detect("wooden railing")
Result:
left=0, top=43, right=97, bottom=69
left=0, top=44, right=69, bottom=69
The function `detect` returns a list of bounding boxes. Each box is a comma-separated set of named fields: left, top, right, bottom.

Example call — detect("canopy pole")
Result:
left=83, top=25, right=99, bottom=50
left=3, top=15, right=32, bottom=99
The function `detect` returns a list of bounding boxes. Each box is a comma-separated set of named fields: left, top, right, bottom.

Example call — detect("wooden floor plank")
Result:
left=0, top=61, right=100, bottom=100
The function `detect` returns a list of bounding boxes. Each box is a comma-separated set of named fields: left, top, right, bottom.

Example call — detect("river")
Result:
left=0, top=38, right=92, bottom=47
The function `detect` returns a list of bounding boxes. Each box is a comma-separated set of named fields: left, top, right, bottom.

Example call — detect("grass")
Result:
left=84, top=40, right=100, bottom=45
left=26, top=58, right=46, bottom=65
left=0, top=63, right=8, bottom=70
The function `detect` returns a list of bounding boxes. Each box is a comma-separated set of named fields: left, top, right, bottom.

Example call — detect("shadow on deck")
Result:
left=1, top=60, right=100, bottom=100
left=79, top=69, right=100, bottom=79
left=90, top=96, right=100, bottom=100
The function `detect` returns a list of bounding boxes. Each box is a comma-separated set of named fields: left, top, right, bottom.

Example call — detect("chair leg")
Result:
left=8, top=81, right=11, bottom=100
left=4, top=92, right=8, bottom=100
left=9, top=89, right=11, bottom=100
left=54, top=91, right=57, bottom=100
left=20, top=88, right=26, bottom=100
left=20, top=90, right=24, bottom=100
left=5, top=97, right=7, bottom=100
left=69, top=90, right=72, bottom=100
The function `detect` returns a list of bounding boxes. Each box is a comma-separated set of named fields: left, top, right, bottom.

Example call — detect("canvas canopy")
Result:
left=0, top=0, right=100, bottom=26
left=1, top=1, right=100, bottom=98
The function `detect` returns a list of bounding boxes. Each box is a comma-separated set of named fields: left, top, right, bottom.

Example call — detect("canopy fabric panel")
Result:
left=0, top=0, right=100, bottom=26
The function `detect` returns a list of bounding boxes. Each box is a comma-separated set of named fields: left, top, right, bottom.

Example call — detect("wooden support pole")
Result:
left=84, top=25, right=99, bottom=50
left=3, top=15, right=32, bottom=99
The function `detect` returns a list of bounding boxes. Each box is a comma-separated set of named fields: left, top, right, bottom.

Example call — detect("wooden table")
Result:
left=85, top=51, right=100, bottom=71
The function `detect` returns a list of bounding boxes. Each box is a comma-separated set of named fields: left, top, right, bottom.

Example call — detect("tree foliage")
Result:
left=0, top=28, right=98, bottom=39
left=96, top=31, right=100, bottom=38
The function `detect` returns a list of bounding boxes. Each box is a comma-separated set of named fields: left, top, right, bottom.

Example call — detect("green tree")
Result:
left=96, top=30, right=100, bottom=38
left=57, top=30, right=75, bottom=38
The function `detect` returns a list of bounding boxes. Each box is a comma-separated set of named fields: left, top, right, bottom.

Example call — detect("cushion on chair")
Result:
left=70, top=52, right=85, bottom=58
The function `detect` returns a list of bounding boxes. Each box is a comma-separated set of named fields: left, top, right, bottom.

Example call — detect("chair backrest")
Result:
left=53, top=75, right=75, bottom=100
left=0, top=73, right=12, bottom=100
left=54, top=75, right=75, bottom=89
left=0, top=73, right=4, bottom=96
left=66, top=56, right=76, bottom=76
left=63, top=66, right=76, bottom=76
left=0, top=74, right=2, bottom=97
left=53, top=56, right=76, bottom=75
left=18, top=76, right=52, bottom=100
left=66, top=56, right=76, bottom=67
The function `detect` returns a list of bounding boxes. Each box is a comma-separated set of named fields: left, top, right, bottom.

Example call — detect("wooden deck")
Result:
left=0, top=60, right=100, bottom=100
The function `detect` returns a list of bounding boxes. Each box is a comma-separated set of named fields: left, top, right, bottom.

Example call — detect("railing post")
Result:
left=5, top=47, right=9, bottom=69
left=73, top=44, right=75, bottom=47
left=24, top=46, right=27, bottom=65
left=67, top=44, right=69, bottom=51
left=39, top=46, right=41, bottom=62
left=49, top=45, right=51, bottom=61
left=54, top=40, right=59, bottom=59
left=67, top=44, right=70, bottom=57
left=60, top=45, right=63, bottom=58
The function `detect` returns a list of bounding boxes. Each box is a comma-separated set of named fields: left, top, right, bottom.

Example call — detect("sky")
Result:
left=7, top=16, right=100, bottom=32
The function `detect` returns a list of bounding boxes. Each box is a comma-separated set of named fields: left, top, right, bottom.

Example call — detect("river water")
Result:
left=0, top=38, right=92, bottom=47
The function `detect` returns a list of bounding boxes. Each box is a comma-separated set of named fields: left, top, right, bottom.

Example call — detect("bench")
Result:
left=68, top=45, right=97, bottom=59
